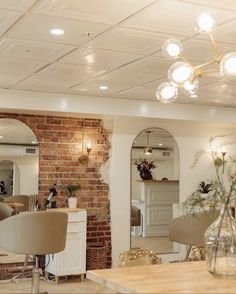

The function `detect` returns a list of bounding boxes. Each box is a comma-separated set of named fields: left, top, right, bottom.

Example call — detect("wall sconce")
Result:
left=79, top=120, right=92, bottom=164
left=213, top=145, right=226, bottom=173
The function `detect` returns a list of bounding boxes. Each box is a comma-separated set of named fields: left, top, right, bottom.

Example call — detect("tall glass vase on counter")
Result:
left=204, top=204, right=236, bottom=278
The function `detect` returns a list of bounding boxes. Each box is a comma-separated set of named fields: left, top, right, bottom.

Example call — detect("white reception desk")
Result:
left=139, top=180, right=179, bottom=237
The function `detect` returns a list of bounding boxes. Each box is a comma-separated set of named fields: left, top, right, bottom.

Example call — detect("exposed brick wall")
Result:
left=0, top=112, right=112, bottom=269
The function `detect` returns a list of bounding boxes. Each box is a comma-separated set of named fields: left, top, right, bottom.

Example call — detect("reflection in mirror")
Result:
left=131, top=128, right=179, bottom=255
left=0, top=118, right=39, bottom=266
left=0, top=118, right=38, bottom=197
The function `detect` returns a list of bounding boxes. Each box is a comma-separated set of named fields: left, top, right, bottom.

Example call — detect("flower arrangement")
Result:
left=183, top=135, right=236, bottom=278
left=135, top=159, right=156, bottom=180
left=63, top=183, right=81, bottom=197
left=183, top=134, right=236, bottom=212
left=135, top=159, right=156, bottom=172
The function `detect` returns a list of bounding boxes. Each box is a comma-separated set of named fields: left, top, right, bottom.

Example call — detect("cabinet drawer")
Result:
left=67, top=221, right=86, bottom=233
left=68, top=211, right=86, bottom=222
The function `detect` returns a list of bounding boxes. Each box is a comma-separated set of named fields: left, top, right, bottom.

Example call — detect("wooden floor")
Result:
left=0, top=278, right=113, bottom=293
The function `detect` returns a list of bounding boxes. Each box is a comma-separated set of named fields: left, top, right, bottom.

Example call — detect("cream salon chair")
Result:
left=0, top=211, right=68, bottom=294
left=4, top=195, right=30, bottom=212
left=169, top=211, right=218, bottom=260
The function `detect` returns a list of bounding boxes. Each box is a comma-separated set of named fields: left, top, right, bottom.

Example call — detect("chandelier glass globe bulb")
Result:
left=195, top=12, right=215, bottom=33
left=162, top=39, right=183, bottom=60
left=181, top=79, right=199, bottom=95
left=156, top=82, right=178, bottom=103
left=221, top=52, right=236, bottom=77
left=168, top=62, right=193, bottom=86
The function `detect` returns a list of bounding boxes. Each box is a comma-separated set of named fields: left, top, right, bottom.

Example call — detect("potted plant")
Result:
left=198, top=181, right=212, bottom=199
left=63, top=183, right=81, bottom=208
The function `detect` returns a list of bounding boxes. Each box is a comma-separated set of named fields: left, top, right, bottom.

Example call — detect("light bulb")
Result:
left=220, top=145, right=226, bottom=154
left=195, top=12, right=215, bottom=33
left=221, top=52, right=236, bottom=77
left=181, top=79, right=199, bottom=95
left=50, top=28, right=64, bottom=35
left=162, top=39, right=183, bottom=60
left=144, top=147, right=152, bottom=155
left=168, top=62, right=193, bottom=86
left=87, top=141, right=92, bottom=149
left=156, top=82, right=178, bottom=103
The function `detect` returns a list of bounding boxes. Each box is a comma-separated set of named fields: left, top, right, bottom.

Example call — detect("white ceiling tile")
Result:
left=123, top=56, right=170, bottom=75
left=7, top=14, right=110, bottom=45
left=181, top=39, right=236, bottom=64
left=0, top=38, right=76, bottom=61
left=0, top=9, right=22, bottom=36
left=0, top=56, right=46, bottom=86
left=117, top=83, right=159, bottom=100
left=16, top=62, right=106, bottom=91
left=70, top=67, right=157, bottom=94
left=184, top=0, right=236, bottom=11
left=121, top=0, right=236, bottom=37
left=59, top=47, right=141, bottom=70
left=15, top=75, right=78, bottom=92
left=90, top=27, right=174, bottom=55
left=33, top=0, right=155, bottom=25
left=0, top=0, right=37, bottom=12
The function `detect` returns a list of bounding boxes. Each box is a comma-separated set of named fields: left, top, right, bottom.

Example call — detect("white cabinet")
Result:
left=45, top=208, right=87, bottom=282
left=140, top=181, right=179, bottom=237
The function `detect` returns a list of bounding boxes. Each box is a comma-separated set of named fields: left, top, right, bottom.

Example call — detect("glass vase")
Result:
left=204, top=205, right=236, bottom=278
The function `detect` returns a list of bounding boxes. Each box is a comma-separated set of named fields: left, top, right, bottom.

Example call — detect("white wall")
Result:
left=110, top=116, right=236, bottom=266
left=0, top=145, right=38, bottom=195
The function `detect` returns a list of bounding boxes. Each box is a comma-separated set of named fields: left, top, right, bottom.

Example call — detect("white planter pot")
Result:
left=68, top=197, right=77, bottom=208
left=200, top=193, right=209, bottom=199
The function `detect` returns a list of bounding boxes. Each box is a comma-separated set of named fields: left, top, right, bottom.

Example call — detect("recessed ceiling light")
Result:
left=32, top=141, right=36, bottom=144
left=50, top=28, right=64, bottom=35
left=86, top=55, right=94, bottom=64
left=0, top=136, right=3, bottom=139
left=190, top=94, right=198, bottom=98
left=99, top=86, right=108, bottom=90
left=158, top=143, right=163, bottom=146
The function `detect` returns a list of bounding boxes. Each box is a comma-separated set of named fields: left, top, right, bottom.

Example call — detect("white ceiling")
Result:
left=0, top=0, right=236, bottom=107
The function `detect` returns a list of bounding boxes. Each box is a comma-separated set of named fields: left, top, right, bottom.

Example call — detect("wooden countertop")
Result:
left=48, top=208, right=86, bottom=212
left=86, top=261, right=236, bottom=293
left=137, top=180, right=179, bottom=183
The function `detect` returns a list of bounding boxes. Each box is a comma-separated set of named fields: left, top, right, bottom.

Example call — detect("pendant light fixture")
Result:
left=156, top=11, right=236, bottom=103
left=144, top=130, right=152, bottom=155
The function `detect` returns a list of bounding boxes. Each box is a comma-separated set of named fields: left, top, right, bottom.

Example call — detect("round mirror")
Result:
left=131, top=127, right=179, bottom=254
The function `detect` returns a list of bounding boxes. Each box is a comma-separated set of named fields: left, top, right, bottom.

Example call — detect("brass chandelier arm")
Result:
left=193, top=58, right=217, bottom=71
left=178, top=32, right=223, bottom=77
left=179, top=54, right=192, bottom=66
left=208, top=32, right=222, bottom=62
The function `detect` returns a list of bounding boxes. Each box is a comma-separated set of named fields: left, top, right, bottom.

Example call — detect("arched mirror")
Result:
left=131, top=127, right=179, bottom=254
left=0, top=118, right=39, bottom=265
left=0, top=118, right=39, bottom=197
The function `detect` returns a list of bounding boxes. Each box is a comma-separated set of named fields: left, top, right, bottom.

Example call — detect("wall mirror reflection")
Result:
left=131, top=127, right=179, bottom=254
left=0, top=118, right=39, bottom=198
left=0, top=118, right=39, bottom=266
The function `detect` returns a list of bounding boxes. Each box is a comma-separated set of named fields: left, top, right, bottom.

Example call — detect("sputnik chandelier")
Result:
left=156, top=12, right=236, bottom=103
